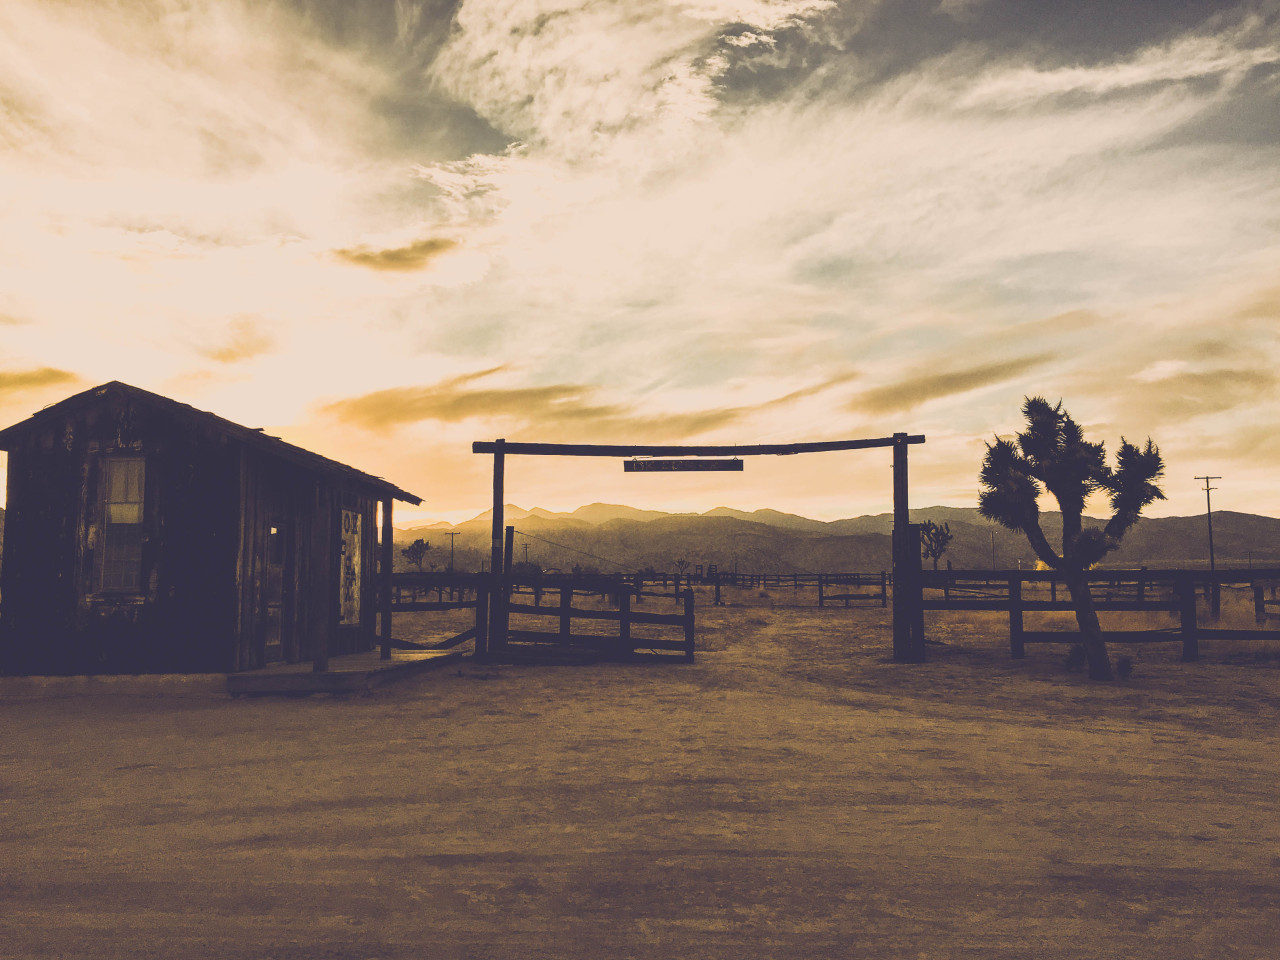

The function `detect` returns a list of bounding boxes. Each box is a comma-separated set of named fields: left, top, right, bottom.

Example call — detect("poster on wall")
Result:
left=340, top=509, right=361, bottom=625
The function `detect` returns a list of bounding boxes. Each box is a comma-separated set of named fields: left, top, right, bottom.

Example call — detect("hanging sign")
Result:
left=624, top=459, right=744, bottom=473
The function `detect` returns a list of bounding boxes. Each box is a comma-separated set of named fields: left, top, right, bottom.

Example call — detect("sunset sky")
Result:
left=2, top=0, right=1278, bottom=523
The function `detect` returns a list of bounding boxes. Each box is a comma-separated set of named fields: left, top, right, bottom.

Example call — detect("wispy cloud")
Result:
left=321, top=366, right=752, bottom=440
left=0, top=366, right=78, bottom=396
left=333, top=237, right=458, bottom=271
left=196, top=316, right=275, bottom=364
left=851, top=354, right=1057, bottom=415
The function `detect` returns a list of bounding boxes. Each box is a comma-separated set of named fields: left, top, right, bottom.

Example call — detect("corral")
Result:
left=3, top=593, right=1277, bottom=960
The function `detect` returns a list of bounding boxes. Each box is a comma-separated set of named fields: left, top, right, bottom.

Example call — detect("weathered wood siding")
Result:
left=0, top=392, right=239, bottom=673
left=0, top=390, right=384, bottom=675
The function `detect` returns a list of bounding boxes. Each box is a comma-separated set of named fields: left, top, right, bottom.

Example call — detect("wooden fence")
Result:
left=390, top=572, right=694, bottom=663
left=917, top=568, right=1280, bottom=660
left=504, top=580, right=696, bottom=663
left=386, top=572, right=487, bottom=655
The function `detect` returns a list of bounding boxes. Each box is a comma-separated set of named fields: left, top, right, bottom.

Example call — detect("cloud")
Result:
left=196, top=316, right=275, bottom=364
left=851, top=354, right=1057, bottom=415
left=333, top=237, right=458, bottom=271
left=322, top=369, right=626, bottom=430
left=0, top=366, right=77, bottom=396
left=320, top=367, right=752, bottom=440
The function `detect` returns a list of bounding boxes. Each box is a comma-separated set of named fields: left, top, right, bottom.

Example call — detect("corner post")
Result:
left=380, top=497, right=393, bottom=660
left=488, top=440, right=506, bottom=654
left=892, top=433, right=923, bottom=662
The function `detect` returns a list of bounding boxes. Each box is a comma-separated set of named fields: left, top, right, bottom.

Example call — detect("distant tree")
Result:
left=979, top=397, right=1165, bottom=681
left=674, top=558, right=690, bottom=576
left=401, top=538, right=430, bottom=571
left=919, top=521, right=953, bottom=571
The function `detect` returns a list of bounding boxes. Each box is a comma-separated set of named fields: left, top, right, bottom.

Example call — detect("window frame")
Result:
left=97, top=455, right=147, bottom=595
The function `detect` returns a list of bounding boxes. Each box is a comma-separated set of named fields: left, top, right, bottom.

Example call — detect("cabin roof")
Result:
left=0, top=381, right=422, bottom=505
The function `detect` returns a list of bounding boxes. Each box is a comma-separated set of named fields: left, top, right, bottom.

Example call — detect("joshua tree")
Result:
left=919, top=520, right=953, bottom=570
left=401, top=538, right=430, bottom=572
left=978, top=397, right=1165, bottom=681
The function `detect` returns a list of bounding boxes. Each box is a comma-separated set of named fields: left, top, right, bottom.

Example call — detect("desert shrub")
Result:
left=1115, top=655, right=1134, bottom=681
left=1064, top=644, right=1087, bottom=672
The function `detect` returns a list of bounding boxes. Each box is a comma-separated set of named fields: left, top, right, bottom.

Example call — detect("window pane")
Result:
left=107, top=502, right=143, bottom=523
left=102, top=524, right=143, bottom=592
left=107, top=459, right=144, bottom=505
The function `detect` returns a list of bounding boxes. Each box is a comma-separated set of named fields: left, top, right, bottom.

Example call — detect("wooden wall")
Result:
left=1, top=391, right=384, bottom=675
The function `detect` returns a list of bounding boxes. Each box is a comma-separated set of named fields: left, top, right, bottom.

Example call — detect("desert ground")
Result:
left=2, top=585, right=1279, bottom=959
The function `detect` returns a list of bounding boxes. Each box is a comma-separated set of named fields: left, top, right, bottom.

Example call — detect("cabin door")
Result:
left=263, top=517, right=291, bottom=663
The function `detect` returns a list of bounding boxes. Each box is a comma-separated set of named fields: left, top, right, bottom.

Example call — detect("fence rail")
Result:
left=504, top=583, right=695, bottom=662
left=918, top=568, right=1280, bottom=660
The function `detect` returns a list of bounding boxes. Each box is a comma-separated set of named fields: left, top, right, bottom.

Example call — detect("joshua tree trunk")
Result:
left=1063, top=573, right=1112, bottom=681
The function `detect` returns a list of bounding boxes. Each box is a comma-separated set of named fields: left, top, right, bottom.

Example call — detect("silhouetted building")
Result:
left=0, top=382, right=420, bottom=675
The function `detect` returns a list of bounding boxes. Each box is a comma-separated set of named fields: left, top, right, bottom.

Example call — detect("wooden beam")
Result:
left=486, top=441, right=505, bottom=658
left=472, top=437, right=924, bottom=458
left=379, top=497, right=393, bottom=660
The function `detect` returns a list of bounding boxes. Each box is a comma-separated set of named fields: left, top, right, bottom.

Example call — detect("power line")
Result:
left=512, top=528, right=633, bottom=570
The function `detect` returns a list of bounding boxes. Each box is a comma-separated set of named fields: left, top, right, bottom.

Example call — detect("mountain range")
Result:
left=396, top=503, right=1280, bottom=575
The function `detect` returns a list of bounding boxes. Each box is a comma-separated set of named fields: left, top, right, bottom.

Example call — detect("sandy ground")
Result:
left=2, top=586, right=1279, bottom=959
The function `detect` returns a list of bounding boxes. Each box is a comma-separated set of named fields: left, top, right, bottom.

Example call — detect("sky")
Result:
left=1, top=0, right=1278, bottom=524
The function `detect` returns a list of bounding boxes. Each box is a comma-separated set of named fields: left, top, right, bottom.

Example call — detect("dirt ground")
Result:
left=3, top=586, right=1279, bottom=959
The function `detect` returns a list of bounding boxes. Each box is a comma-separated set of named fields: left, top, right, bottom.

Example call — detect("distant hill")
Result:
left=394, top=503, right=1280, bottom=574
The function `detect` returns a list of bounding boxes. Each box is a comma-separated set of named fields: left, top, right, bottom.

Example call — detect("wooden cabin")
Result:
left=0, top=382, right=421, bottom=675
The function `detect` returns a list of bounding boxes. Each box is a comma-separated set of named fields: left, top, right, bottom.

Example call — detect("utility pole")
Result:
left=445, top=531, right=458, bottom=572
left=990, top=528, right=996, bottom=571
left=523, top=541, right=529, bottom=566
left=1195, top=475, right=1221, bottom=619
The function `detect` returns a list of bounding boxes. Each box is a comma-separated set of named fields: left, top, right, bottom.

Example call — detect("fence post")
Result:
left=618, top=589, right=631, bottom=657
left=1255, top=582, right=1266, bottom=625
left=474, top=581, right=490, bottom=662
left=818, top=576, right=825, bottom=608
left=559, top=584, right=572, bottom=640
left=1211, top=581, right=1221, bottom=621
left=714, top=574, right=722, bottom=606
left=1137, top=567, right=1146, bottom=603
left=1009, top=576, right=1024, bottom=658
left=943, top=561, right=951, bottom=602
left=683, top=589, right=695, bottom=663
left=1179, top=572, right=1200, bottom=662
left=634, top=573, right=643, bottom=604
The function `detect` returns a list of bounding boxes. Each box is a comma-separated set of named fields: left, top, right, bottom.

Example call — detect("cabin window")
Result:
left=101, top=457, right=145, bottom=592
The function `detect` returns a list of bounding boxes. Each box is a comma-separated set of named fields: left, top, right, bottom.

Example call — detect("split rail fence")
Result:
left=917, top=568, right=1280, bottom=660
left=388, top=571, right=694, bottom=663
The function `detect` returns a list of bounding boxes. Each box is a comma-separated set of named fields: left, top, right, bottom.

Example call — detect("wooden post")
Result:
left=909, top=524, right=926, bottom=652
left=380, top=497, right=393, bottom=660
left=1254, top=582, right=1266, bottom=625
left=1210, top=581, right=1221, bottom=621
left=713, top=574, right=722, bottom=607
left=1009, top=576, right=1024, bottom=658
left=818, top=575, right=825, bottom=608
left=891, top=433, right=923, bottom=661
left=559, top=583, right=572, bottom=639
left=880, top=570, right=888, bottom=608
left=618, top=589, right=631, bottom=657
left=634, top=573, right=643, bottom=604
left=1179, top=572, right=1200, bottom=662
left=683, top=588, right=695, bottom=663
left=943, top=561, right=951, bottom=602
left=488, top=440, right=506, bottom=653
left=314, top=484, right=337, bottom=674
left=1137, top=566, right=1146, bottom=604
left=473, top=581, right=489, bottom=662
